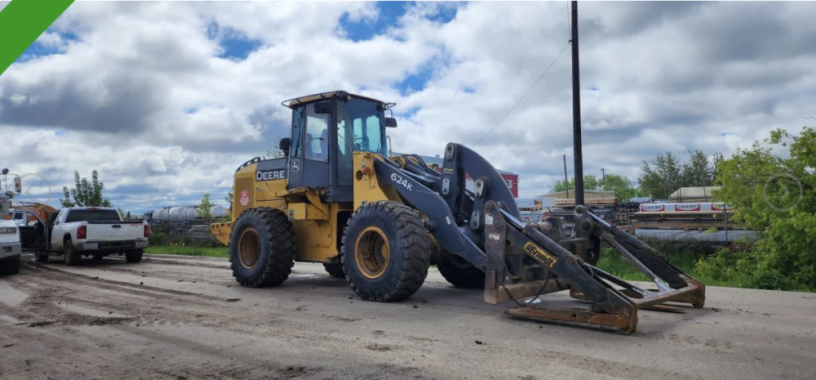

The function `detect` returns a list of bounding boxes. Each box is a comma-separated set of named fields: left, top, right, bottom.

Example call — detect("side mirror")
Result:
left=314, top=101, right=332, bottom=114
left=385, top=117, right=398, bottom=128
left=279, top=138, right=290, bottom=156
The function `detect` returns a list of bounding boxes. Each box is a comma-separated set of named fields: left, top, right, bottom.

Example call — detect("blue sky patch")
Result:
left=426, top=2, right=461, bottom=24
left=208, top=22, right=263, bottom=60
left=399, top=68, right=433, bottom=95
left=340, top=1, right=410, bottom=42
left=54, top=129, right=65, bottom=137
left=185, top=108, right=198, bottom=115
left=15, top=28, right=79, bottom=63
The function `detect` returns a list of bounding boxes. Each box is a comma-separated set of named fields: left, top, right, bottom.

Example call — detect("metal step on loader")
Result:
left=210, top=91, right=706, bottom=335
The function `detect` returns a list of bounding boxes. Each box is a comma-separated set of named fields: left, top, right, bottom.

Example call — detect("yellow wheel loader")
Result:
left=210, top=91, right=705, bottom=334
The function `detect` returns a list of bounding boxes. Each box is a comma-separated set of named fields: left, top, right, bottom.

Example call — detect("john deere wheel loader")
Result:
left=210, top=91, right=705, bottom=334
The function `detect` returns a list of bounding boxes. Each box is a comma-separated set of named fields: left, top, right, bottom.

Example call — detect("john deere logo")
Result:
left=290, top=159, right=300, bottom=172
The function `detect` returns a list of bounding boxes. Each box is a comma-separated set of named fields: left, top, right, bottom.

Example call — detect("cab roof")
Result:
left=281, top=91, right=390, bottom=109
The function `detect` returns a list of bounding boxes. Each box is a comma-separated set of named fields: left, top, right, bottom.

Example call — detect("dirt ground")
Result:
left=1, top=253, right=814, bottom=380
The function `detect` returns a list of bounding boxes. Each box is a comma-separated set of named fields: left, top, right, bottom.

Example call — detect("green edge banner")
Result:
left=0, top=0, right=75, bottom=76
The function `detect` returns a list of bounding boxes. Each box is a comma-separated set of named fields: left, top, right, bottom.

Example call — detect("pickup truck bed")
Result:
left=42, top=207, right=149, bottom=265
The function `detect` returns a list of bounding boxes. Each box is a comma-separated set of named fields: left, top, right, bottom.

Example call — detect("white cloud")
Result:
left=2, top=1, right=815, bottom=213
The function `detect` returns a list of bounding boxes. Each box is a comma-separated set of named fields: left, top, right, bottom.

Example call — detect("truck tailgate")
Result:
left=86, top=222, right=144, bottom=241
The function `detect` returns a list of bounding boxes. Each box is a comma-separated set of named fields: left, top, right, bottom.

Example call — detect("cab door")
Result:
left=286, top=105, right=305, bottom=189
left=287, top=102, right=331, bottom=190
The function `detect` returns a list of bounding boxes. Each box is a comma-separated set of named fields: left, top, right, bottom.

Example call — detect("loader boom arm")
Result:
left=372, top=143, right=706, bottom=334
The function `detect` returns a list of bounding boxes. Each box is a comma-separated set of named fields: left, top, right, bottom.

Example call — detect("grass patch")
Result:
left=145, top=245, right=229, bottom=258
left=594, top=239, right=814, bottom=291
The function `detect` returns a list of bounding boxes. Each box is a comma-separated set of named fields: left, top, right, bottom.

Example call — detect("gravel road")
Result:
left=1, top=253, right=814, bottom=380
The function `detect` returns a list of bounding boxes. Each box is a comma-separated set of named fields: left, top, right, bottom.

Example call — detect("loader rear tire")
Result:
left=323, top=263, right=345, bottom=278
left=437, top=254, right=485, bottom=289
left=341, top=201, right=431, bottom=302
left=229, top=207, right=296, bottom=288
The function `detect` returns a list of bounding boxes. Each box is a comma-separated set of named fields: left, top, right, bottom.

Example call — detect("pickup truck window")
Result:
left=65, top=210, right=122, bottom=223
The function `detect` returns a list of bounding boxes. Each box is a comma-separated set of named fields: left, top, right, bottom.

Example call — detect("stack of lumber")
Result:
left=552, top=197, right=618, bottom=207
left=544, top=198, right=619, bottom=233
left=630, top=202, right=749, bottom=231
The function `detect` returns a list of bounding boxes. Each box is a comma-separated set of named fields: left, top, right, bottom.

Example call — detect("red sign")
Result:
left=675, top=203, right=701, bottom=212
left=239, top=190, right=250, bottom=206
left=640, top=204, right=664, bottom=212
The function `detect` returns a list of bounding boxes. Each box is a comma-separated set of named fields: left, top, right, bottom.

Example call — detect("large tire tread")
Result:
left=341, top=201, right=431, bottom=302
left=230, top=207, right=297, bottom=288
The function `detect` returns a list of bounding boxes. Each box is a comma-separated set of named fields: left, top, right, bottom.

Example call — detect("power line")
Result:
left=472, top=41, right=570, bottom=147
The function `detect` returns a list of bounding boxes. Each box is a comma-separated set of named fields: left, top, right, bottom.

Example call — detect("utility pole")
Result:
left=570, top=0, right=584, bottom=206
left=563, top=154, right=570, bottom=199
left=601, top=168, right=605, bottom=187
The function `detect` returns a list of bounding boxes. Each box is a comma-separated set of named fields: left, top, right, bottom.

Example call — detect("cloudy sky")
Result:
left=1, top=1, right=815, bottom=214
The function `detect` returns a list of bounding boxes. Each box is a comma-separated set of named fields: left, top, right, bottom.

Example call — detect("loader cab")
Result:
left=281, top=91, right=397, bottom=203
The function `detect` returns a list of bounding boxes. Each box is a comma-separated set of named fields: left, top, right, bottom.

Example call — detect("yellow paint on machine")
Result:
left=353, top=152, right=401, bottom=209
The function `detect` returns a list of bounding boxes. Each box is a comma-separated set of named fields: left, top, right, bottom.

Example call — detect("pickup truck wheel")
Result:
left=125, top=250, right=143, bottom=263
left=229, top=207, right=296, bottom=288
left=35, top=251, right=49, bottom=263
left=0, top=256, right=20, bottom=275
left=63, top=241, right=80, bottom=266
left=341, top=201, right=431, bottom=302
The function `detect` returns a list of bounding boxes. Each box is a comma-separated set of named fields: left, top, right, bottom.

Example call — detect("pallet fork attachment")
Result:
left=482, top=201, right=705, bottom=334
left=376, top=143, right=705, bottom=334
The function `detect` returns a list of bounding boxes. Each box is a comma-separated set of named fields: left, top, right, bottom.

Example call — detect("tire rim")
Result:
left=238, top=228, right=261, bottom=269
left=354, top=226, right=390, bottom=279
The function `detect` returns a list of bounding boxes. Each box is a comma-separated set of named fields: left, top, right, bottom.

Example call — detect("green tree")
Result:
left=225, top=186, right=233, bottom=206
left=224, top=186, right=234, bottom=220
left=682, top=149, right=715, bottom=187
left=638, top=152, right=683, bottom=199
left=601, top=173, right=638, bottom=201
left=701, top=126, right=816, bottom=289
left=197, top=193, right=213, bottom=219
left=60, top=170, right=112, bottom=207
left=552, top=175, right=601, bottom=193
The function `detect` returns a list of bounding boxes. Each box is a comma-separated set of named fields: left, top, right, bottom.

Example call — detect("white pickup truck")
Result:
left=0, top=219, right=21, bottom=275
left=43, top=207, right=149, bottom=265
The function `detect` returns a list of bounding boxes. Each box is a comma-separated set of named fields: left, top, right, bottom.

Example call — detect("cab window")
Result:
left=304, top=103, right=329, bottom=161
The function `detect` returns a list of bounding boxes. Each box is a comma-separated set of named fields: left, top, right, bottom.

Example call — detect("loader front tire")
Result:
left=341, top=201, right=431, bottom=302
left=437, top=254, right=485, bottom=289
left=229, top=208, right=296, bottom=288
